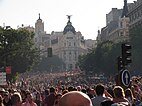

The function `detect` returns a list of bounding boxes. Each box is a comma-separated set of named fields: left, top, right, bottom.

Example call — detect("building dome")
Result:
left=63, top=15, right=76, bottom=34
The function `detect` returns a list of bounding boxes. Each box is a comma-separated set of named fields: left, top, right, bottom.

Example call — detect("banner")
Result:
left=5, top=66, right=11, bottom=74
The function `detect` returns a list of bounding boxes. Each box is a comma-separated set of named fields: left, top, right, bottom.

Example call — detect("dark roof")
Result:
left=63, top=17, right=76, bottom=34
left=121, top=0, right=128, bottom=18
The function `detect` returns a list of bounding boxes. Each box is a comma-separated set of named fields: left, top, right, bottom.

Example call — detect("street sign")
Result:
left=0, top=72, right=7, bottom=85
left=121, top=69, right=130, bottom=86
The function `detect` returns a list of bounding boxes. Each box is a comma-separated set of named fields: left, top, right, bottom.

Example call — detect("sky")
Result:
left=0, top=0, right=134, bottom=40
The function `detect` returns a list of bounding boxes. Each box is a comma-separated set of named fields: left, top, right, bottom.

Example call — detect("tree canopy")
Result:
left=78, top=41, right=122, bottom=76
left=0, top=27, right=39, bottom=77
left=130, top=26, right=142, bottom=75
left=35, top=55, right=65, bottom=72
left=78, top=26, right=142, bottom=76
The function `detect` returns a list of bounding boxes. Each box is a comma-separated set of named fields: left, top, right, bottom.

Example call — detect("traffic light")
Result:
left=117, top=56, right=123, bottom=71
left=121, top=43, right=132, bottom=66
left=48, top=47, right=52, bottom=57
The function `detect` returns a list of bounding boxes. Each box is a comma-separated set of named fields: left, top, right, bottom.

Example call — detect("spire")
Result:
left=121, top=0, right=128, bottom=18
left=38, top=13, right=41, bottom=20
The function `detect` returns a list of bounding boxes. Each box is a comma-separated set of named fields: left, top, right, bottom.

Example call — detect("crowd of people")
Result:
left=0, top=70, right=141, bottom=106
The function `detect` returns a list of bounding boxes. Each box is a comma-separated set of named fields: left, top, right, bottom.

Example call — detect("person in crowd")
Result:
left=91, top=84, right=112, bottom=106
left=0, top=88, right=5, bottom=98
left=125, top=88, right=135, bottom=106
left=81, top=88, right=87, bottom=94
left=0, top=95, right=4, bottom=106
left=20, top=90, right=26, bottom=103
left=3, top=91, right=12, bottom=106
left=44, top=87, right=56, bottom=106
left=35, top=91, right=42, bottom=106
left=42, top=89, right=49, bottom=105
left=76, top=86, right=81, bottom=91
left=54, top=93, right=62, bottom=106
left=87, top=88, right=95, bottom=99
left=62, top=90, right=68, bottom=95
left=112, top=86, right=130, bottom=106
left=21, top=92, right=37, bottom=106
left=132, top=84, right=142, bottom=101
left=67, top=86, right=74, bottom=92
left=11, top=92, right=22, bottom=106
left=56, top=87, right=62, bottom=94
left=58, top=91, right=92, bottom=106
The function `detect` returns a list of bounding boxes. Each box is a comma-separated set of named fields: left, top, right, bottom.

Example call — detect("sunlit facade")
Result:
left=34, top=15, right=96, bottom=70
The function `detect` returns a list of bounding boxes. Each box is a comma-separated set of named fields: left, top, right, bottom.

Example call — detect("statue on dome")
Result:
left=67, top=15, right=72, bottom=22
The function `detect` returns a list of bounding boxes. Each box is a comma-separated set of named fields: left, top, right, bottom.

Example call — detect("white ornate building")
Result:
left=34, top=15, right=96, bottom=70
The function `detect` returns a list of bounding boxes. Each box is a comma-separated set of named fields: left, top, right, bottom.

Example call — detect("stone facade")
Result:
left=98, top=0, right=142, bottom=43
left=98, top=6, right=130, bottom=43
left=34, top=15, right=96, bottom=70
left=34, top=14, right=51, bottom=53
left=51, top=31, right=87, bottom=70
left=127, top=0, right=142, bottom=28
left=106, top=8, right=122, bottom=25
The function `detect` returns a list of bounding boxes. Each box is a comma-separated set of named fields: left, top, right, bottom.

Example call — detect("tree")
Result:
left=78, top=26, right=142, bottom=76
left=130, top=26, right=142, bottom=75
left=35, top=55, right=65, bottom=72
left=78, top=41, right=122, bottom=76
left=0, top=27, right=40, bottom=78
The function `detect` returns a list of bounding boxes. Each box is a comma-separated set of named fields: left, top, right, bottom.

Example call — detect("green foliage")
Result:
left=78, top=25, right=142, bottom=76
left=78, top=41, right=123, bottom=76
left=35, top=55, right=65, bottom=72
left=0, top=27, right=40, bottom=76
left=130, top=26, right=142, bottom=74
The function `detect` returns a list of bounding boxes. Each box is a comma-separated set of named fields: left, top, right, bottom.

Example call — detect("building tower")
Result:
left=121, top=0, right=128, bottom=18
left=35, top=14, right=46, bottom=48
left=118, top=0, right=130, bottom=41
left=35, top=13, right=44, bottom=33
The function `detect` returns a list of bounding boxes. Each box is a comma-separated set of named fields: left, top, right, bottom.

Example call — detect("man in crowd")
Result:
left=21, top=92, right=37, bottom=106
left=44, top=87, right=56, bottom=106
left=91, top=84, right=113, bottom=106
left=11, top=92, right=22, bottom=106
